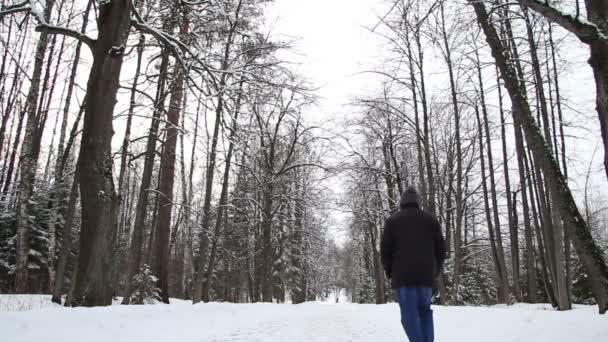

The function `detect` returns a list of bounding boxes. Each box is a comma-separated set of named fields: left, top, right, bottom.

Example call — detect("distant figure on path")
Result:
left=381, top=186, right=446, bottom=342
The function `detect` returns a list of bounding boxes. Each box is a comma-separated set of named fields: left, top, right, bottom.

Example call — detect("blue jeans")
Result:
left=396, top=287, right=434, bottom=342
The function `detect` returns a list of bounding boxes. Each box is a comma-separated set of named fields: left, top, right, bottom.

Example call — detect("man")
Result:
left=381, top=186, right=446, bottom=342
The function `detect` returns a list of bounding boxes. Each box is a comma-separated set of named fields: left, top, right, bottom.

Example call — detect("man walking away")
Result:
left=381, top=186, right=446, bottom=342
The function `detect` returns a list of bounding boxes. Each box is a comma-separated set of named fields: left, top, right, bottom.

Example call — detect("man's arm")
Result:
left=434, top=219, right=447, bottom=275
left=380, top=218, right=393, bottom=278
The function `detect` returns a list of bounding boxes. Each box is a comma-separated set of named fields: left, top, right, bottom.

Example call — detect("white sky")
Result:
left=264, top=0, right=388, bottom=122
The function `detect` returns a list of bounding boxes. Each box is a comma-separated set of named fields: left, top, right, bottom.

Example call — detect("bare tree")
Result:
left=471, top=0, right=608, bottom=314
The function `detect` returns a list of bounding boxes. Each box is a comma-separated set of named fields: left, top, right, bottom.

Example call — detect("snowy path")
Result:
left=1, top=296, right=607, bottom=341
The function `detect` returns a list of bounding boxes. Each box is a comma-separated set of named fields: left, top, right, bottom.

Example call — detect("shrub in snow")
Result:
left=0, top=189, right=67, bottom=292
left=357, top=274, right=375, bottom=304
left=571, top=259, right=595, bottom=305
left=129, top=264, right=161, bottom=304
left=440, top=255, right=497, bottom=306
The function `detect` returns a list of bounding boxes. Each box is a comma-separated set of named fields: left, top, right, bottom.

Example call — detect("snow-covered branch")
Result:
left=130, top=8, right=220, bottom=86
left=0, top=1, right=29, bottom=19
left=0, top=0, right=96, bottom=52
left=519, top=0, right=608, bottom=46
left=35, top=24, right=95, bottom=51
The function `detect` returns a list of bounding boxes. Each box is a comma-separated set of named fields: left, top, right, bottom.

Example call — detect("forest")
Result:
left=0, top=0, right=607, bottom=319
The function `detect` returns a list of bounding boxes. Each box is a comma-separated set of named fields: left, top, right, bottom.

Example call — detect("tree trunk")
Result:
left=387, top=117, right=403, bottom=195
left=416, top=33, right=436, bottom=216
left=154, top=13, right=188, bottom=304
left=498, top=71, right=521, bottom=302
left=51, top=168, right=79, bottom=304
left=478, top=50, right=511, bottom=302
left=71, top=0, right=131, bottom=307
left=381, top=137, right=397, bottom=210
left=527, top=149, right=558, bottom=306
left=201, top=80, right=243, bottom=302
left=369, top=221, right=386, bottom=304
left=475, top=104, right=509, bottom=304
left=291, top=173, right=306, bottom=304
left=260, top=180, right=274, bottom=302
left=179, top=97, right=201, bottom=299
left=405, top=25, right=427, bottom=207
left=1, top=105, right=25, bottom=198
left=524, top=9, right=569, bottom=310
left=122, top=47, right=170, bottom=304
left=0, top=27, right=29, bottom=192
left=415, top=29, right=447, bottom=304
left=439, top=4, right=464, bottom=302
left=112, top=32, right=144, bottom=295
left=0, top=22, right=15, bottom=152
left=48, top=0, right=92, bottom=298
left=512, top=105, right=538, bottom=303
left=193, top=0, right=243, bottom=303
left=548, top=23, right=572, bottom=302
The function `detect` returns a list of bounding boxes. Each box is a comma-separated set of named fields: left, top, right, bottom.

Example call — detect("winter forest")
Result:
left=1, top=0, right=608, bottom=341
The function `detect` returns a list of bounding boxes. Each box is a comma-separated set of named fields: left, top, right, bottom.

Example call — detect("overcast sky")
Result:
left=265, top=0, right=388, bottom=122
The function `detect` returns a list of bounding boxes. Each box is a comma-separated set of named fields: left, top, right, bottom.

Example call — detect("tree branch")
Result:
left=0, top=1, right=29, bottom=20
left=1, top=1, right=97, bottom=52
left=519, top=0, right=608, bottom=46
left=130, top=8, right=220, bottom=87
left=35, top=24, right=96, bottom=51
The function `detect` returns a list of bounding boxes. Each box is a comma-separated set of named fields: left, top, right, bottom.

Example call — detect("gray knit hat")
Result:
left=400, top=185, right=419, bottom=207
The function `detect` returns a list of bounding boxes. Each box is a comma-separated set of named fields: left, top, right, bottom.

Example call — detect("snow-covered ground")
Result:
left=1, top=295, right=607, bottom=341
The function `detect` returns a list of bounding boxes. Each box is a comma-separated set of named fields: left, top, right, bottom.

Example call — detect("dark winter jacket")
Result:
left=380, top=204, right=447, bottom=289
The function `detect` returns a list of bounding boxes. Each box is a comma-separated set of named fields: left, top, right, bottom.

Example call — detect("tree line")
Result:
left=1, top=0, right=607, bottom=314
left=335, top=0, right=608, bottom=314
left=0, top=0, right=337, bottom=306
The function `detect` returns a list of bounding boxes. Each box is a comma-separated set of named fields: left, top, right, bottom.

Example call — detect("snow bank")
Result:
left=1, top=295, right=606, bottom=341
